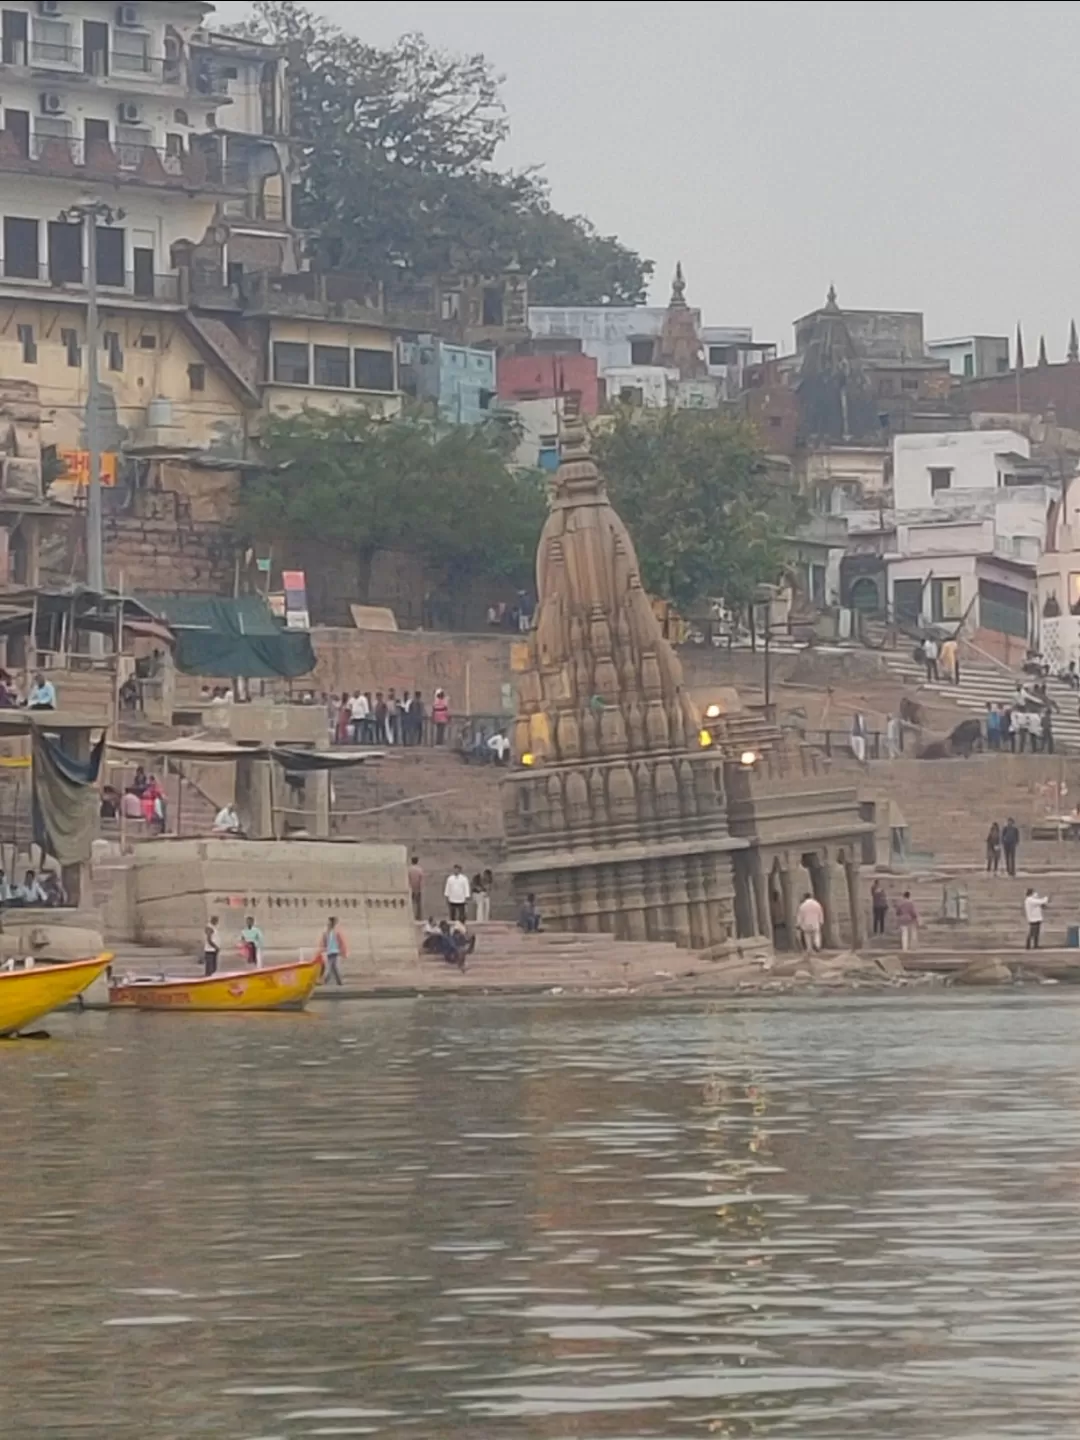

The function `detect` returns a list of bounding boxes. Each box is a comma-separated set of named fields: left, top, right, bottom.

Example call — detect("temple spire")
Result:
left=1038, top=334, right=1049, bottom=367
left=1068, top=319, right=1078, bottom=363
left=825, top=283, right=839, bottom=312
left=1015, top=322, right=1025, bottom=371
left=670, top=261, right=686, bottom=306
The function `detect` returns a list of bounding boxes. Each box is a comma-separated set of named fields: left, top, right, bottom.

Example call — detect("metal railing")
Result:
left=22, top=42, right=182, bottom=83
left=0, top=133, right=248, bottom=190
left=0, top=260, right=181, bottom=301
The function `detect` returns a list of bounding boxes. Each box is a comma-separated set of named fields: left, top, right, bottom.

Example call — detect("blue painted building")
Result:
left=411, top=338, right=497, bottom=425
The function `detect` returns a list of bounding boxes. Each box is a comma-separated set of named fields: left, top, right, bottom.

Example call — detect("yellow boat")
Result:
left=107, top=956, right=323, bottom=1013
left=0, top=954, right=113, bottom=1036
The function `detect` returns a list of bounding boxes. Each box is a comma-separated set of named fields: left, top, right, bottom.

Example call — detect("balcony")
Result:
left=14, top=41, right=184, bottom=85
left=0, top=132, right=248, bottom=194
left=0, top=261, right=181, bottom=303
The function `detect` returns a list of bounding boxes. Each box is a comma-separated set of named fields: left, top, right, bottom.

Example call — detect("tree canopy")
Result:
left=595, top=409, right=802, bottom=612
left=232, top=2, right=651, bottom=304
left=240, top=406, right=546, bottom=616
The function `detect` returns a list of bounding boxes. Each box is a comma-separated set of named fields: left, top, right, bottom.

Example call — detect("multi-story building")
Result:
left=927, top=334, right=1010, bottom=380
left=403, top=336, right=495, bottom=426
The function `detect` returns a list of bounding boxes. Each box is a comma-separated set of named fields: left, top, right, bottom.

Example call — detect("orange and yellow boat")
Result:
left=0, top=954, right=113, bottom=1036
left=107, top=956, right=323, bottom=1013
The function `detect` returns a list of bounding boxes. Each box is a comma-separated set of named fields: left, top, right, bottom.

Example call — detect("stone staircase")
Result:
left=862, top=866, right=1080, bottom=953
left=883, top=651, right=1080, bottom=749
left=102, top=920, right=712, bottom=995
left=329, top=746, right=507, bottom=909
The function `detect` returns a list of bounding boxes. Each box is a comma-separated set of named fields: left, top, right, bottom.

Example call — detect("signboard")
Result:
left=58, top=450, right=119, bottom=486
left=281, top=569, right=310, bottom=631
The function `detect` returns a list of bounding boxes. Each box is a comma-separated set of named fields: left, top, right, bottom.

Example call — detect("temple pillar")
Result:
left=754, top=846, right=771, bottom=938
left=845, top=857, right=865, bottom=951
left=779, top=862, right=798, bottom=950
left=732, top=854, right=756, bottom=939
left=813, top=852, right=839, bottom=949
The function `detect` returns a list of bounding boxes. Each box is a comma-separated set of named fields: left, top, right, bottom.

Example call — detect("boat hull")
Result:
left=108, top=957, right=323, bottom=1012
left=0, top=954, right=113, bottom=1036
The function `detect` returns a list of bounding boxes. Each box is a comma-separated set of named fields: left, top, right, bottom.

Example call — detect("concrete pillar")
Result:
left=845, top=859, right=865, bottom=951
left=56, top=724, right=90, bottom=907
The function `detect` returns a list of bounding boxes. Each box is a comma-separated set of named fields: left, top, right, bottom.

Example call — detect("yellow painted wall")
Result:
left=269, top=318, right=395, bottom=352
left=0, top=298, right=249, bottom=464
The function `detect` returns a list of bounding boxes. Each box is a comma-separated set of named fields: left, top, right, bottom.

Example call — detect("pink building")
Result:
left=497, top=352, right=600, bottom=415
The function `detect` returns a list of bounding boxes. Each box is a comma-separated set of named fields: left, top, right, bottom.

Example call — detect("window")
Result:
left=768, top=415, right=783, bottom=429
left=85, top=117, right=109, bottom=148
left=3, top=217, right=38, bottom=279
left=188, top=363, right=206, bottom=392
left=104, top=331, right=122, bottom=372
left=313, top=344, right=350, bottom=388
left=440, top=291, right=461, bottom=321
left=272, top=341, right=309, bottom=385
left=4, top=109, right=29, bottom=158
left=113, top=28, right=150, bottom=74
left=61, top=328, right=80, bottom=367
left=32, top=17, right=73, bottom=65
left=1, top=9, right=27, bottom=66
left=116, top=124, right=152, bottom=169
left=478, top=388, right=494, bottom=410
left=708, top=344, right=735, bottom=366
left=481, top=286, right=503, bottom=327
left=35, top=114, right=74, bottom=159
left=929, top=466, right=953, bottom=494
left=353, top=348, right=395, bottom=392
left=963, top=352, right=974, bottom=378
left=16, top=324, right=35, bottom=364
left=164, top=133, right=184, bottom=158
left=83, top=19, right=109, bottom=76
left=174, top=108, right=189, bottom=125
left=930, top=576, right=963, bottom=623
left=630, top=338, right=655, bottom=366
left=901, top=375, right=919, bottom=392
left=47, top=219, right=82, bottom=284
left=996, top=356, right=1009, bottom=373
left=132, top=247, right=153, bottom=298
left=95, top=226, right=125, bottom=287
left=137, top=333, right=156, bottom=350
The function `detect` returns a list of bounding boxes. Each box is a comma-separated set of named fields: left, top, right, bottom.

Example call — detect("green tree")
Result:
left=240, top=406, right=546, bottom=610
left=595, top=409, right=802, bottom=612
left=233, top=2, right=651, bottom=303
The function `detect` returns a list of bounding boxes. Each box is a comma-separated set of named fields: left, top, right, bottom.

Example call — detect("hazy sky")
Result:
left=214, top=1, right=1080, bottom=357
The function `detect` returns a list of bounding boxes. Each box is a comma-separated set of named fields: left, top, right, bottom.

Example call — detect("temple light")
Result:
left=740, top=749, right=758, bottom=767
left=705, top=703, right=722, bottom=720
left=521, top=752, right=536, bottom=767
left=698, top=728, right=713, bottom=748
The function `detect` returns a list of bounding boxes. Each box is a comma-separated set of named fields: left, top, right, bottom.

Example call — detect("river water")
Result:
left=2, top=994, right=1079, bottom=1438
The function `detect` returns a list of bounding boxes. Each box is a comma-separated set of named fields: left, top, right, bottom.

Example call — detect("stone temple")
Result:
left=501, top=401, right=743, bottom=951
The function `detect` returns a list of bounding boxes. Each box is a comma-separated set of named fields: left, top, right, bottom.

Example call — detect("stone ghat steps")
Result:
left=103, top=921, right=710, bottom=993
left=849, top=754, right=1080, bottom=868
left=884, top=654, right=1080, bottom=749
left=861, top=868, right=1080, bottom=950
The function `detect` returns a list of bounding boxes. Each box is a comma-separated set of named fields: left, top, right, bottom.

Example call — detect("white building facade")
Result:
left=926, top=334, right=1010, bottom=379
left=0, top=1, right=291, bottom=301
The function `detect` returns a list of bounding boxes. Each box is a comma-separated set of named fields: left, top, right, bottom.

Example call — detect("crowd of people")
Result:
left=329, top=688, right=452, bottom=747
left=99, top=766, right=166, bottom=832
left=0, top=865, right=64, bottom=907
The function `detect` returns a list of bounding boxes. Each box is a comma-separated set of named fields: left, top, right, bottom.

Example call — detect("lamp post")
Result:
left=57, top=198, right=123, bottom=594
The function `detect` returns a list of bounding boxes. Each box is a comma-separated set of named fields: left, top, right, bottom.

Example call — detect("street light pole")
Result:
left=58, top=198, right=123, bottom=593
left=83, top=214, right=102, bottom=593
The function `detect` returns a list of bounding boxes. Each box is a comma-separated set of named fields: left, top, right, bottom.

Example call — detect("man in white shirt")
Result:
left=796, top=892, right=825, bottom=952
left=922, top=637, right=939, bottom=683
left=487, top=731, right=511, bottom=764
left=26, top=673, right=56, bottom=709
left=212, top=803, right=242, bottom=835
left=348, top=690, right=370, bottom=745
left=444, top=864, right=471, bottom=923
left=1024, top=889, right=1049, bottom=950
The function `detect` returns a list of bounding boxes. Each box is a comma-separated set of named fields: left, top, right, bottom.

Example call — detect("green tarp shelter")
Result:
left=137, top=595, right=315, bottom=680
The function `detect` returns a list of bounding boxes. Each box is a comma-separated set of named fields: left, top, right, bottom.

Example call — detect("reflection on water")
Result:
left=2, top=994, right=1080, bottom=1437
